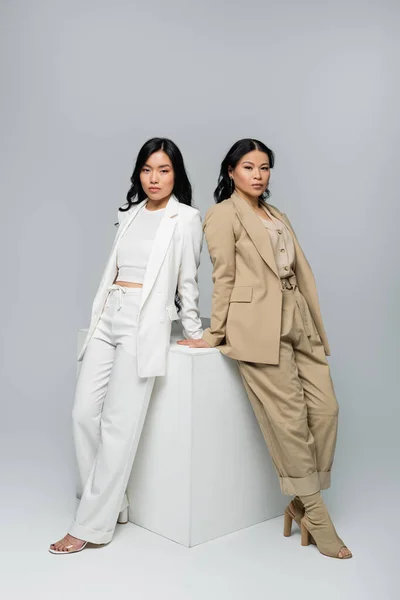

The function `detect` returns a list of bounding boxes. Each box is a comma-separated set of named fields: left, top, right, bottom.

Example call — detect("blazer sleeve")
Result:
left=202, top=205, right=236, bottom=347
left=177, top=211, right=204, bottom=340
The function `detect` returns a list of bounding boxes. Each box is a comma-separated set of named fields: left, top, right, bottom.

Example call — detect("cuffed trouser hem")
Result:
left=75, top=491, right=129, bottom=512
left=279, top=471, right=331, bottom=495
left=69, top=521, right=114, bottom=545
left=318, top=470, right=331, bottom=490
left=280, top=472, right=320, bottom=496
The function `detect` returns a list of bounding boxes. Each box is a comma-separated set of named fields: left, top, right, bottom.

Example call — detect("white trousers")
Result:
left=70, top=286, right=155, bottom=544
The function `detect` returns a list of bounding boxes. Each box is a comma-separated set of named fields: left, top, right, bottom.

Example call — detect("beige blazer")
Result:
left=202, top=191, right=330, bottom=364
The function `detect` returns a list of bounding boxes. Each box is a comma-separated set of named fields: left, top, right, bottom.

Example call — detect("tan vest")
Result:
left=258, top=205, right=296, bottom=279
left=202, top=191, right=330, bottom=364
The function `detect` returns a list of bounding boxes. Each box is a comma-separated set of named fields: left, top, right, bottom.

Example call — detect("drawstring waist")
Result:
left=108, top=284, right=141, bottom=311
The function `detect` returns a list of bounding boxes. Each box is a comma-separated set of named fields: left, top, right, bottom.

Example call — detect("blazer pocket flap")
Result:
left=229, top=286, right=253, bottom=303
left=166, top=305, right=180, bottom=320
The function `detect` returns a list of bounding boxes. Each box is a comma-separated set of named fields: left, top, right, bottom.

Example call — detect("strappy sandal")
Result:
left=49, top=534, right=88, bottom=555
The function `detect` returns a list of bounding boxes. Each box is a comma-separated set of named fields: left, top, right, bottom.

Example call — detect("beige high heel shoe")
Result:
left=284, top=497, right=316, bottom=544
left=299, top=493, right=352, bottom=559
left=283, top=496, right=305, bottom=536
left=301, top=517, right=352, bottom=559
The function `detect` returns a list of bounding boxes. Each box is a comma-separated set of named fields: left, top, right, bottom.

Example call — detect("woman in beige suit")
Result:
left=178, top=138, right=352, bottom=559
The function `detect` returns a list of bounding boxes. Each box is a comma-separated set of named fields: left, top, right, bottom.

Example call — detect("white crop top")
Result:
left=116, top=205, right=165, bottom=284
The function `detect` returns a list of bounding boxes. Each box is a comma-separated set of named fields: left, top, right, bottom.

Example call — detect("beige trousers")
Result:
left=238, top=282, right=339, bottom=496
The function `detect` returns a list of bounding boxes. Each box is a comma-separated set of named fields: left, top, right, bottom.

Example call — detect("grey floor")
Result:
left=1, top=436, right=397, bottom=600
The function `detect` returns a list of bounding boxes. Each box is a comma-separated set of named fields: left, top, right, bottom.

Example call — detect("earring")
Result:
left=230, top=178, right=235, bottom=194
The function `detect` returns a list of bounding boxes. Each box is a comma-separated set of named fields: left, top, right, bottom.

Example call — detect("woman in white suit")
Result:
left=50, top=138, right=203, bottom=554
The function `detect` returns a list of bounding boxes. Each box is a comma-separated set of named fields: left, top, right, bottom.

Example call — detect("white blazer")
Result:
left=78, top=195, right=203, bottom=378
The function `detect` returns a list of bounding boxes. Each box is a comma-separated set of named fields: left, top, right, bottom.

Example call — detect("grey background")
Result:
left=0, top=0, right=399, bottom=597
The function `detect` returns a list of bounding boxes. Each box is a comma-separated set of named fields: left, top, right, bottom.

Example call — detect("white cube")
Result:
left=77, top=321, right=285, bottom=547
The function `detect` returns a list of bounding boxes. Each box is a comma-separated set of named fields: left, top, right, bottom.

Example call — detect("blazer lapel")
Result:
left=90, top=200, right=147, bottom=316
left=232, top=192, right=279, bottom=278
left=267, top=205, right=292, bottom=233
left=113, top=200, right=147, bottom=249
left=140, top=195, right=179, bottom=308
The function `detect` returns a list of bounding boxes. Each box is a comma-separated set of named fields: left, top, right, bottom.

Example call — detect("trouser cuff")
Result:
left=279, top=471, right=331, bottom=496
left=75, top=492, right=129, bottom=512
left=280, top=472, right=320, bottom=496
left=318, top=470, right=331, bottom=490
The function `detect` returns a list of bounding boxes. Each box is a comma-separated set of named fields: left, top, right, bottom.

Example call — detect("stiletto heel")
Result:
left=283, top=511, right=293, bottom=537
left=117, top=507, right=129, bottom=524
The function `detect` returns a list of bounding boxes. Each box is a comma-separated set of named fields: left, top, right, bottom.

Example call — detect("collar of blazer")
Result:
left=115, top=194, right=180, bottom=308
left=231, top=191, right=280, bottom=278
left=231, top=192, right=314, bottom=293
left=266, top=204, right=292, bottom=233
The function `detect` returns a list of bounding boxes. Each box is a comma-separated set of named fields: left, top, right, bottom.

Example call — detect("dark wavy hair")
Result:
left=120, top=137, right=192, bottom=212
left=214, top=138, right=275, bottom=204
left=118, top=138, right=192, bottom=314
